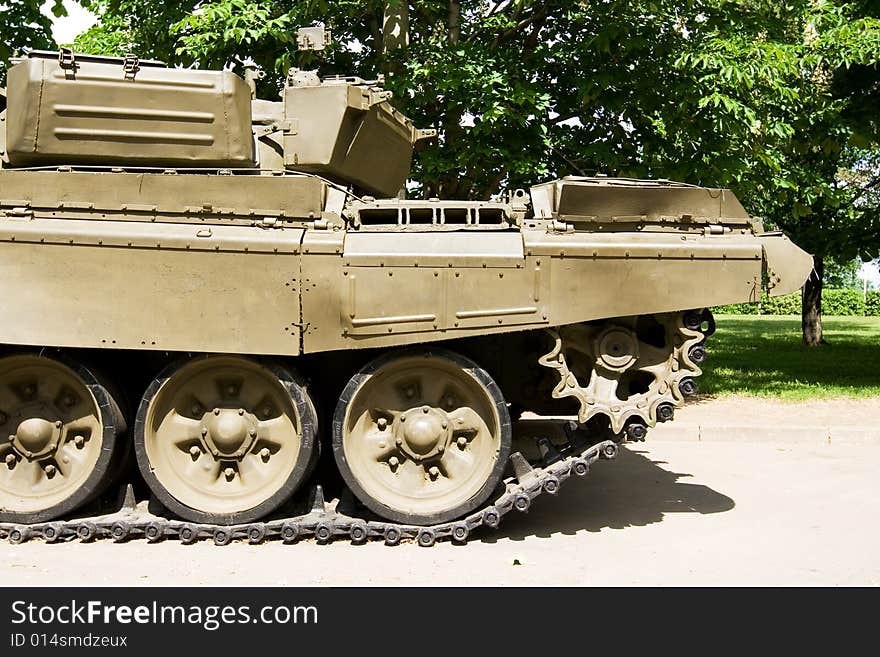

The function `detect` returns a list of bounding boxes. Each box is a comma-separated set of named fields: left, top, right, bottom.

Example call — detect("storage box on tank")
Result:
left=4, top=50, right=254, bottom=169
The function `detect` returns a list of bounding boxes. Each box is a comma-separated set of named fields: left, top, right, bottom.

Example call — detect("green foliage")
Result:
left=824, top=257, right=863, bottom=288
left=72, top=1, right=196, bottom=61
left=0, top=0, right=65, bottom=85
left=824, top=288, right=867, bottom=315
left=867, top=290, right=880, bottom=316
left=715, top=288, right=875, bottom=315
left=762, top=292, right=804, bottom=316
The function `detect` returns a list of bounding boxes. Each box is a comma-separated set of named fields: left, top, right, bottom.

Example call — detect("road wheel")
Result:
left=333, top=349, right=511, bottom=526
left=0, top=354, right=124, bottom=523
left=135, top=355, right=317, bottom=524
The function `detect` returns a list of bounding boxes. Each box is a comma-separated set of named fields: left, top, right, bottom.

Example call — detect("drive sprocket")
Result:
left=538, top=310, right=713, bottom=435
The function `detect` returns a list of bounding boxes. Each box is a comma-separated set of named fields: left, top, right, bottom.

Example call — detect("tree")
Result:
left=0, top=0, right=66, bottom=85
left=43, top=2, right=880, bottom=342
left=824, top=258, right=863, bottom=289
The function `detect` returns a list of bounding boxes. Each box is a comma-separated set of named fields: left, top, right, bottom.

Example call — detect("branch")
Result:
left=492, top=5, right=549, bottom=48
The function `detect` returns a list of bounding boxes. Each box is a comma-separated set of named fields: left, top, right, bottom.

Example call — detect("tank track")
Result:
left=0, top=438, right=618, bottom=547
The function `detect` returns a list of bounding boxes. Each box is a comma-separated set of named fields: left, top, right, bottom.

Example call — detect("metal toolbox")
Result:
left=5, top=50, right=254, bottom=169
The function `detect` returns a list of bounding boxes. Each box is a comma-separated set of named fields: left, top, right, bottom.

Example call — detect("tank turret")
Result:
left=1, top=32, right=435, bottom=197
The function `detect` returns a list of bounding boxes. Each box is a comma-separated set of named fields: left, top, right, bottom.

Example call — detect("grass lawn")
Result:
left=699, top=315, right=880, bottom=400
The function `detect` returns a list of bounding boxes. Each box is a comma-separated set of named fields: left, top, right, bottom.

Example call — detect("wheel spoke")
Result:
left=587, top=371, right=620, bottom=400
left=165, top=413, right=204, bottom=450
left=440, top=447, right=475, bottom=481
left=238, top=453, right=270, bottom=487
left=186, top=456, right=222, bottom=487
left=447, top=407, right=488, bottom=438
left=256, top=416, right=292, bottom=449
left=636, top=342, right=672, bottom=368
left=394, top=458, right=427, bottom=494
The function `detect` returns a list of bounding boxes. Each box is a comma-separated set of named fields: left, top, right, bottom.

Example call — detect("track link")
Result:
left=0, top=439, right=618, bottom=547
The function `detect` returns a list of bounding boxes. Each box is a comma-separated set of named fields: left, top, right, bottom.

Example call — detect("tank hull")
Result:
left=0, top=171, right=811, bottom=356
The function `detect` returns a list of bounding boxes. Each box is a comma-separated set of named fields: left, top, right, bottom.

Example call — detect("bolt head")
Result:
left=213, top=408, right=221, bottom=415
left=55, top=420, right=63, bottom=428
left=74, top=435, right=85, bottom=448
left=7, top=434, right=15, bottom=443
left=260, top=448, right=270, bottom=461
left=441, top=421, right=448, bottom=429
left=437, top=444, right=445, bottom=453
left=457, top=437, right=468, bottom=449
left=400, top=414, right=406, bottom=423
left=422, top=406, right=430, bottom=414
left=395, top=437, right=403, bottom=446
left=44, top=464, right=56, bottom=477
left=189, top=445, right=201, bottom=459
left=428, top=466, right=440, bottom=479
left=377, top=418, right=388, bottom=430
left=201, top=427, right=208, bottom=436
left=388, top=456, right=400, bottom=468
left=223, top=467, right=235, bottom=480
left=238, top=408, right=245, bottom=416
left=5, top=453, right=16, bottom=466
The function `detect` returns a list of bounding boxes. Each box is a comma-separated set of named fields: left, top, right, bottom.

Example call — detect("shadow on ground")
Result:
left=479, top=446, right=735, bottom=544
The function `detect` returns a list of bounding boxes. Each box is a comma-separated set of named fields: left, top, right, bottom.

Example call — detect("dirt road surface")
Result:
left=2, top=397, right=879, bottom=587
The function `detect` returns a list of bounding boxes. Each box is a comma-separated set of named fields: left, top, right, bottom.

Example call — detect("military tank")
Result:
left=0, top=40, right=812, bottom=544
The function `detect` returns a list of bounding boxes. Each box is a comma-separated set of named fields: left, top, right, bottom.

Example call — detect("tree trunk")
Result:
left=801, top=254, right=825, bottom=347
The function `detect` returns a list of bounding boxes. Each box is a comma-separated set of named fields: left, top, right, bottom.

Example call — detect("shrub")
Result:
left=761, top=292, right=800, bottom=315
left=822, top=288, right=865, bottom=316
left=713, top=288, right=871, bottom=316
left=866, top=290, right=880, bottom=317
left=713, top=301, right=761, bottom=314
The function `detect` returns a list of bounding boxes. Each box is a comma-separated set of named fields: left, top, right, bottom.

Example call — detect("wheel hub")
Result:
left=201, top=408, right=258, bottom=459
left=395, top=406, right=449, bottom=462
left=595, top=327, right=639, bottom=372
left=9, top=409, right=63, bottom=460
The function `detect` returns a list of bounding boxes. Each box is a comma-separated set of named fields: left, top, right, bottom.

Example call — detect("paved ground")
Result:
left=2, top=397, right=879, bottom=587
